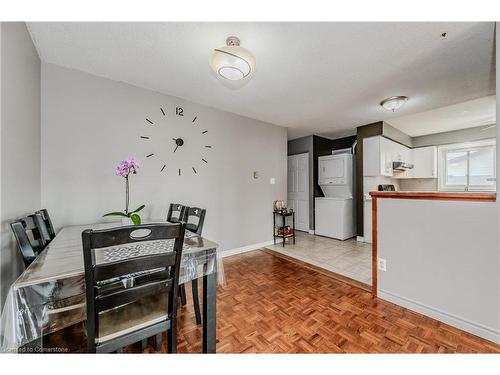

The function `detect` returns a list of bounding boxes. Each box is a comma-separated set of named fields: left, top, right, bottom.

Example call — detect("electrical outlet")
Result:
left=378, top=258, right=387, bottom=272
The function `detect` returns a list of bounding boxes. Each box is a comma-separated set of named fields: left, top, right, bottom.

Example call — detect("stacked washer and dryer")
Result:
left=314, top=150, right=356, bottom=240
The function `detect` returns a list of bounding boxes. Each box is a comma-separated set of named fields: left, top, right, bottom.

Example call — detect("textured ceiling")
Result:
left=387, top=95, right=496, bottom=137
left=27, top=22, right=496, bottom=139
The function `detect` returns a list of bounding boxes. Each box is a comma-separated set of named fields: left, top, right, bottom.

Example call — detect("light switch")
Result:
left=270, top=177, right=276, bottom=185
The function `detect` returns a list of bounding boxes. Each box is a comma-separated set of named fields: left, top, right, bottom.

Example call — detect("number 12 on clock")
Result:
left=175, top=107, right=184, bottom=116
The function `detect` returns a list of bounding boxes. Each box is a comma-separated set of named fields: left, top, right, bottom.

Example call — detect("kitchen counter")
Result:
left=370, top=191, right=496, bottom=202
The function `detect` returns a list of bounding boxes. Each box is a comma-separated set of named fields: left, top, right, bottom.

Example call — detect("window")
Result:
left=438, top=140, right=496, bottom=192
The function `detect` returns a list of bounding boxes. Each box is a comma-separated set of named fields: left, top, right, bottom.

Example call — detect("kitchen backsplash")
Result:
left=363, top=176, right=400, bottom=198
left=399, top=178, right=438, bottom=191
left=363, top=176, right=438, bottom=199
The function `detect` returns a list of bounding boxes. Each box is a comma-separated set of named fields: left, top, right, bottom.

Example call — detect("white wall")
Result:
left=41, top=63, right=287, bottom=253
left=0, top=23, right=41, bottom=307
left=377, top=198, right=499, bottom=343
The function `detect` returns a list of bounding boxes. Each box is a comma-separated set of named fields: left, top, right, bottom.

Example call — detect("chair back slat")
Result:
left=31, top=213, right=51, bottom=245
left=36, top=209, right=56, bottom=241
left=93, top=252, right=176, bottom=282
left=10, top=221, right=37, bottom=267
left=95, top=278, right=173, bottom=313
left=166, top=203, right=187, bottom=223
left=185, top=207, right=206, bottom=235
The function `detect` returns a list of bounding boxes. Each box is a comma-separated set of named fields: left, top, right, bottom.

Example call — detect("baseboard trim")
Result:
left=222, top=240, right=274, bottom=258
left=356, top=236, right=364, bottom=242
left=378, top=289, right=500, bottom=344
left=308, top=230, right=315, bottom=235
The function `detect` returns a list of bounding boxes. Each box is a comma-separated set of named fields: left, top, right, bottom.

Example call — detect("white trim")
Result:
left=308, top=230, right=315, bottom=235
left=378, top=289, right=500, bottom=344
left=221, top=240, right=274, bottom=258
left=356, top=236, right=365, bottom=242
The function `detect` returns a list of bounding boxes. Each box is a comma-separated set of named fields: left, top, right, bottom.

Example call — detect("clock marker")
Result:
left=160, top=108, right=165, bottom=116
left=192, top=116, right=197, bottom=123
left=146, top=118, right=154, bottom=125
left=140, top=136, right=150, bottom=139
left=192, top=167, right=197, bottom=174
left=202, top=130, right=208, bottom=134
left=202, top=158, right=208, bottom=163
left=178, top=168, right=181, bottom=176
left=146, top=153, right=154, bottom=158
left=205, top=145, right=212, bottom=148
left=161, top=165, right=166, bottom=172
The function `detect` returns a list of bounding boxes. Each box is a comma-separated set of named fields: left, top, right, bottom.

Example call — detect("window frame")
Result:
left=438, top=139, right=496, bottom=192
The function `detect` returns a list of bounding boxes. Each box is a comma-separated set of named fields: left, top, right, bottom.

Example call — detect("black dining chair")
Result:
left=166, top=203, right=189, bottom=303
left=82, top=222, right=186, bottom=353
left=166, top=203, right=187, bottom=224
left=36, top=209, right=56, bottom=242
left=10, top=213, right=48, bottom=268
left=180, top=207, right=206, bottom=325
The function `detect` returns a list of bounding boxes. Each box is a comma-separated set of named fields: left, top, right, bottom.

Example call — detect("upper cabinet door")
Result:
left=410, top=146, right=437, bottom=178
left=364, top=136, right=416, bottom=177
left=379, top=137, right=394, bottom=177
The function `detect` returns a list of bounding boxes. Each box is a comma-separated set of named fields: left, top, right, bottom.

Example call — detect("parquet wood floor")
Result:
left=46, top=249, right=500, bottom=353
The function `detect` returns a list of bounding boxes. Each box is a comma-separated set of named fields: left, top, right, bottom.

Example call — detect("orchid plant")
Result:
left=103, top=157, right=145, bottom=225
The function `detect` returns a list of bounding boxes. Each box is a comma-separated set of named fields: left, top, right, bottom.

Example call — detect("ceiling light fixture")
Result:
left=380, top=96, right=408, bottom=112
left=209, top=36, right=256, bottom=81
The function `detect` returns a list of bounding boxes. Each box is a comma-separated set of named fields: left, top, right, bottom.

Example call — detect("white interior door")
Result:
left=287, top=153, right=309, bottom=232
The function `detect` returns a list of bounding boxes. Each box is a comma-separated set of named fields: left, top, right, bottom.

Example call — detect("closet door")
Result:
left=287, top=153, right=309, bottom=232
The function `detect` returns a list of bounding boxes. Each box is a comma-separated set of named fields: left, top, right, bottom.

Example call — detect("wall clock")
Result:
left=140, top=105, right=212, bottom=176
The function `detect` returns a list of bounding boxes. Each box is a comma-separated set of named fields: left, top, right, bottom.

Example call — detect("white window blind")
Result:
left=438, top=140, right=496, bottom=192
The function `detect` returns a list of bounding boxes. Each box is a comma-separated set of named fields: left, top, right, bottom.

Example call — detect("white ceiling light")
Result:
left=380, top=96, right=409, bottom=112
left=209, top=36, right=256, bottom=81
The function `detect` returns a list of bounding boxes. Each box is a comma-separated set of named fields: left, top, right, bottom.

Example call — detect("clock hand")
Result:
left=174, top=145, right=179, bottom=153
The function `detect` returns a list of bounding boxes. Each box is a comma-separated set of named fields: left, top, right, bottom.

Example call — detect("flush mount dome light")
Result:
left=380, top=96, right=408, bottom=112
left=209, top=36, right=256, bottom=81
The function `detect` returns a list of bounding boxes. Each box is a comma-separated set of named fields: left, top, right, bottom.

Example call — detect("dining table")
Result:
left=0, top=222, right=222, bottom=353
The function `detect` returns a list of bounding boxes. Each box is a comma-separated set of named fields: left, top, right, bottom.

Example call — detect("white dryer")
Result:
left=314, top=153, right=356, bottom=240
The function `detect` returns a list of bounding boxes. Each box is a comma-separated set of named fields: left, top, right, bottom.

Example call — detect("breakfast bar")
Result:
left=369, top=191, right=499, bottom=343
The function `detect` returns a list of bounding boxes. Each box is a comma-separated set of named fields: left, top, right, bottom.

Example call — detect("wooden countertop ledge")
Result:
left=369, top=191, right=496, bottom=202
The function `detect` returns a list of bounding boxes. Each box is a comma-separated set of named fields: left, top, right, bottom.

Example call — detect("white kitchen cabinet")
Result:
left=363, top=136, right=437, bottom=179
left=388, top=140, right=412, bottom=178
left=408, top=146, right=437, bottom=178
left=363, top=136, right=394, bottom=177
left=363, top=136, right=413, bottom=177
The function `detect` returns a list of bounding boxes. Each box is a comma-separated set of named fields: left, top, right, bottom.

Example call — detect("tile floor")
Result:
left=265, top=231, right=372, bottom=285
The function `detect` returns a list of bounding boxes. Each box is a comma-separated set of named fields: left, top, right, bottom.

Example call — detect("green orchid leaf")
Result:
left=130, top=213, right=141, bottom=225
left=103, top=211, right=128, bottom=217
left=131, top=205, right=145, bottom=214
